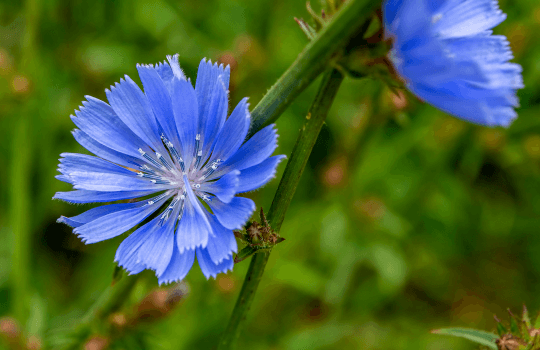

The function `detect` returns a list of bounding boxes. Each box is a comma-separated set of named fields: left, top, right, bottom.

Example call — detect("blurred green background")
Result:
left=1, top=0, right=539, bottom=349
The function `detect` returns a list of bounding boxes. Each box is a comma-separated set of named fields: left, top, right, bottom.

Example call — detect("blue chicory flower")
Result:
left=54, top=55, right=285, bottom=284
left=383, top=0, right=523, bottom=126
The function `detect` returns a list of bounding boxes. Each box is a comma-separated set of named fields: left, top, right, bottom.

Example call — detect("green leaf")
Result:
left=295, top=18, right=317, bottom=40
left=510, top=316, right=520, bottom=334
left=523, top=305, right=531, bottom=329
left=234, top=246, right=260, bottom=264
left=497, top=322, right=508, bottom=336
left=362, top=14, right=381, bottom=39
left=432, top=328, right=499, bottom=350
left=534, top=312, right=540, bottom=329
left=508, top=309, right=521, bottom=335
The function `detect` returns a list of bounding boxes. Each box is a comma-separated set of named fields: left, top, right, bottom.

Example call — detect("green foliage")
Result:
left=432, top=328, right=498, bottom=349
left=436, top=307, right=540, bottom=350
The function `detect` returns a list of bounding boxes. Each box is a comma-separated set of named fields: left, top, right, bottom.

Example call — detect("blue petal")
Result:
left=72, top=129, right=142, bottom=169
left=115, top=218, right=159, bottom=274
left=176, top=175, right=212, bottom=253
left=136, top=214, right=176, bottom=276
left=71, top=96, right=147, bottom=159
left=433, top=0, right=506, bottom=38
left=195, top=59, right=230, bottom=118
left=53, top=189, right=156, bottom=204
left=236, top=155, right=286, bottom=193
left=195, top=59, right=230, bottom=156
left=171, top=77, right=199, bottom=166
left=57, top=202, right=140, bottom=228
left=205, top=214, right=237, bottom=264
left=410, top=81, right=515, bottom=126
left=74, top=194, right=170, bottom=244
left=427, top=0, right=446, bottom=13
left=58, top=153, right=135, bottom=177
left=444, top=35, right=514, bottom=65
left=388, top=0, right=431, bottom=42
left=105, top=76, right=165, bottom=153
left=158, top=246, right=195, bottom=285
left=136, top=64, right=182, bottom=149
left=202, top=75, right=228, bottom=157
left=56, top=175, right=73, bottom=184
left=151, top=54, right=185, bottom=98
left=208, top=197, right=255, bottom=230
left=197, top=247, right=233, bottom=279
left=167, top=54, right=186, bottom=80
left=154, top=61, right=174, bottom=94
left=477, top=63, right=523, bottom=90
left=399, top=55, right=484, bottom=88
left=383, top=0, right=404, bottom=29
left=210, top=97, right=250, bottom=163
left=199, top=170, right=239, bottom=203
left=212, top=124, right=278, bottom=178
left=68, top=172, right=167, bottom=192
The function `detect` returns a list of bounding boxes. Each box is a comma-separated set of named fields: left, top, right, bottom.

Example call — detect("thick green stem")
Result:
left=219, top=68, right=344, bottom=349
left=248, top=0, right=378, bottom=136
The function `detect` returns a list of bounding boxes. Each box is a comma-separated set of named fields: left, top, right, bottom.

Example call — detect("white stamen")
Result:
left=156, top=152, right=174, bottom=171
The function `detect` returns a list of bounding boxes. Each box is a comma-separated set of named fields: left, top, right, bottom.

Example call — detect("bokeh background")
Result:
left=0, top=0, right=539, bottom=349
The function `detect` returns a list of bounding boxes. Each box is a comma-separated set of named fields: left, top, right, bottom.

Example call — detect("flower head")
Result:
left=54, top=55, right=285, bottom=284
left=383, top=0, right=523, bottom=126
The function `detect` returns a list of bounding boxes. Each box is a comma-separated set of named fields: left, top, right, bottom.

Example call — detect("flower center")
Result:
left=136, top=133, right=222, bottom=206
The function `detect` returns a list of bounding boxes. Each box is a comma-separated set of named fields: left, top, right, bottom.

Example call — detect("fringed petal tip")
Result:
left=166, top=53, right=186, bottom=80
left=210, top=197, right=256, bottom=230
left=213, top=252, right=234, bottom=266
left=199, top=57, right=231, bottom=72
left=197, top=248, right=234, bottom=280
left=236, top=155, right=287, bottom=193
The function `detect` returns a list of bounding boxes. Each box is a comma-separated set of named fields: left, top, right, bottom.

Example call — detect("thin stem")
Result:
left=56, top=273, right=141, bottom=350
left=219, top=68, right=344, bottom=349
left=248, top=0, right=379, bottom=136
left=267, top=69, right=344, bottom=231
left=11, top=118, right=31, bottom=324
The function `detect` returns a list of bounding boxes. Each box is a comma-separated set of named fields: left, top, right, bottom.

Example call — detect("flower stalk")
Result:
left=219, top=68, right=344, bottom=349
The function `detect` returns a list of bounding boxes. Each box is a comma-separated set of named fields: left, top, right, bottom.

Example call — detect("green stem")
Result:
left=248, top=0, right=379, bottom=136
left=58, top=273, right=141, bottom=350
left=11, top=118, right=31, bottom=324
left=219, top=68, right=344, bottom=349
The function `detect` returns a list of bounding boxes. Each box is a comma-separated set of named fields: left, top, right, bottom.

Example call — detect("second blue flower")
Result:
left=384, top=0, right=523, bottom=126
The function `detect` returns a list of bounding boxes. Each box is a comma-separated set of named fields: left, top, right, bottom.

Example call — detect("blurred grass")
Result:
left=1, top=0, right=540, bottom=349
